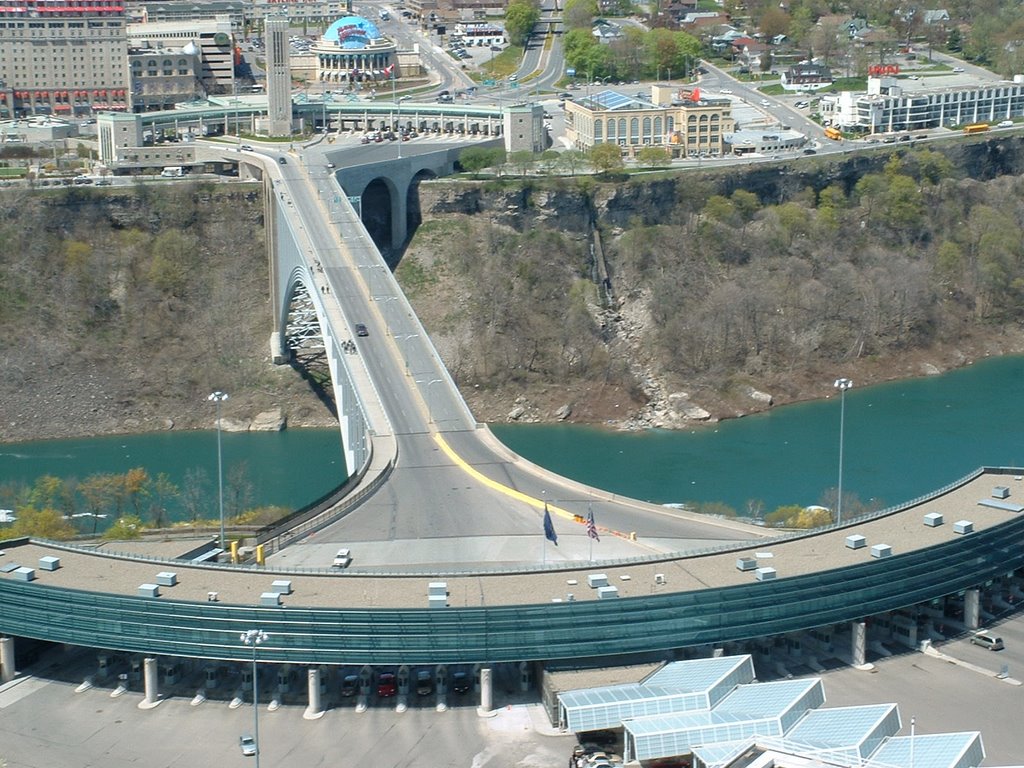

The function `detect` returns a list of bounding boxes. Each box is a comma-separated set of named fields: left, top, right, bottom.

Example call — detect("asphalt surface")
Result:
left=4, top=612, right=1024, bottom=767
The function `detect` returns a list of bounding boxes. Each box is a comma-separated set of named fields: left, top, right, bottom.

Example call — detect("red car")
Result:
left=377, top=672, right=397, bottom=697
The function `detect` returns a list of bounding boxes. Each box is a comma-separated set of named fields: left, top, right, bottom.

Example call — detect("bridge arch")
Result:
left=359, top=176, right=400, bottom=255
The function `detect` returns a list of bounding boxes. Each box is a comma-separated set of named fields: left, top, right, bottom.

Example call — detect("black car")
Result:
left=451, top=671, right=471, bottom=695
left=278, top=156, right=287, bottom=164
left=355, top=323, right=369, bottom=337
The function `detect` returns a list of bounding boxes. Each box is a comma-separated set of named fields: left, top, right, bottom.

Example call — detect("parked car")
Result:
left=415, top=669, right=433, bottom=696
left=340, top=674, right=360, bottom=697
left=239, top=734, right=257, bottom=756
left=377, top=672, right=397, bottom=697
left=451, top=670, right=471, bottom=694
left=970, top=632, right=1004, bottom=650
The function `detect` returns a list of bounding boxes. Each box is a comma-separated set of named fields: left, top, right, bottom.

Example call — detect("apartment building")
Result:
left=0, top=0, right=130, bottom=117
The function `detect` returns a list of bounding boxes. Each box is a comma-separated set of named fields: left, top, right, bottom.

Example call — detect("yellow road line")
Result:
left=433, top=433, right=635, bottom=542
left=434, top=432, right=574, bottom=518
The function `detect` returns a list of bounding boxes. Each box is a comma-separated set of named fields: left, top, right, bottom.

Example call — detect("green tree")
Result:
left=504, top=0, right=540, bottom=47
left=508, top=150, right=536, bottom=176
left=460, top=146, right=499, bottom=178
left=588, top=143, right=624, bottom=174
left=9, top=505, right=76, bottom=540
left=636, top=146, right=672, bottom=168
left=643, top=29, right=701, bottom=80
left=558, top=149, right=586, bottom=176
left=103, top=514, right=144, bottom=540
left=539, top=149, right=561, bottom=174
left=882, top=174, right=924, bottom=232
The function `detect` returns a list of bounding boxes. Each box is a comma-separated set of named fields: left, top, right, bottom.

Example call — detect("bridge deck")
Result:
left=3, top=470, right=1018, bottom=609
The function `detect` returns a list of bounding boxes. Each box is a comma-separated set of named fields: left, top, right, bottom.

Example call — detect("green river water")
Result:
left=2, top=355, right=1024, bottom=523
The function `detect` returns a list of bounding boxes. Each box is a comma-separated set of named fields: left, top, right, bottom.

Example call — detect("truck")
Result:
left=160, top=166, right=184, bottom=178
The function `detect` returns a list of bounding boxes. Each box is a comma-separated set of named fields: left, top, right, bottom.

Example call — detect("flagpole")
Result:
left=588, top=503, right=593, bottom=562
left=543, top=501, right=548, bottom=564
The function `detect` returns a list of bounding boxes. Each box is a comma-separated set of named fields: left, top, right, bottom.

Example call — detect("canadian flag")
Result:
left=384, top=64, right=395, bottom=77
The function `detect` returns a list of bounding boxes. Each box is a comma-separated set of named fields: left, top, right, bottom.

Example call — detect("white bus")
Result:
left=160, top=166, right=184, bottom=178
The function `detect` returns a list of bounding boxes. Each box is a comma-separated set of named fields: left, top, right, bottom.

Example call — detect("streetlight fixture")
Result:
left=834, top=377, right=853, bottom=525
left=208, top=391, right=229, bottom=552
left=416, top=378, right=442, bottom=423
left=240, top=629, right=268, bottom=768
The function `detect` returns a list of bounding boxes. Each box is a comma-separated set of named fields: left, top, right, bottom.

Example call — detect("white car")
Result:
left=760, top=99, right=771, bottom=106
left=332, top=548, right=352, bottom=568
left=953, top=66, right=965, bottom=73
left=239, top=734, right=257, bottom=757
left=998, top=120, right=1014, bottom=128
left=721, top=88, right=733, bottom=94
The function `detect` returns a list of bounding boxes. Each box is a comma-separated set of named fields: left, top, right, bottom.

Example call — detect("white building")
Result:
left=128, top=17, right=236, bottom=94
left=821, top=76, right=1024, bottom=134
left=129, top=44, right=203, bottom=111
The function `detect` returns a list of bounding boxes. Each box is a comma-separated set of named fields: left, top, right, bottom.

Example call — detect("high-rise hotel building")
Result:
left=0, top=0, right=130, bottom=118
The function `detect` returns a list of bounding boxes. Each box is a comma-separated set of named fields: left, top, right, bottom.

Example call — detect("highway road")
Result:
left=256, top=135, right=764, bottom=571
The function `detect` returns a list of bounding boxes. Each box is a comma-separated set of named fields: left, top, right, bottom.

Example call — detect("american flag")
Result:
left=586, top=510, right=600, bottom=542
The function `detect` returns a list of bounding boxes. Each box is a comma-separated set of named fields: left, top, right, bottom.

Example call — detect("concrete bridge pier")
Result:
left=0, top=635, right=14, bottom=682
left=304, top=667, right=325, bottom=719
left=851, top=620, right=868, bottom=668
left=477, top=667, right=493, bottom=717
left=140, top=657, right=161, bottom=708
left=964, top=587, right=980, bottom=629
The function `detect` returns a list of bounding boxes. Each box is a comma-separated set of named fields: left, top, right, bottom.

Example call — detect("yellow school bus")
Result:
left=963, top=123, right=990, bottom=134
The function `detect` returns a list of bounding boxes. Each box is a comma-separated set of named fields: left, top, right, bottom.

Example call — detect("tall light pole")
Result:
left=241, top=629, right=268, bottom=768
left=208, top=391, right=228, bottom=552
left=909, top=716, right=916, bottom=768
left=834, top=377, right=853, bottom=525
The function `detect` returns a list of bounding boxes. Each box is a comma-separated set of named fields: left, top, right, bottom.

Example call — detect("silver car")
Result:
left=239, top=734, right=257, bottom=756
left=970, top=632, right=1004, bottom=651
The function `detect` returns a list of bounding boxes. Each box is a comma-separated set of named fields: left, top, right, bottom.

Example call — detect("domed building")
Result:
left=313, top=15, right=398, bottom=85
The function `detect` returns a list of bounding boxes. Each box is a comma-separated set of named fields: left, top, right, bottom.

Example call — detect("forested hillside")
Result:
left=403, top=143, right=1024, bottom=426
left=0, top=182, right=329, bottom=443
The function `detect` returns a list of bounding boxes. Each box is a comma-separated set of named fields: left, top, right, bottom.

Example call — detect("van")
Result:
left=160, top=166, right=184, bottom=178
left=970, top=632, right=1004, bottom=650
left=72, top=175, right=93, bottom=185
left=998, top=120, right=1014, bottom=128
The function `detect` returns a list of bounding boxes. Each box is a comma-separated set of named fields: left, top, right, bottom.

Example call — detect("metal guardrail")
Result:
left=20, top=465, right=1017, bottom=579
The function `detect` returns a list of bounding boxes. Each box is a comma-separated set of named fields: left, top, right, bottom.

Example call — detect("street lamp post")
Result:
left=240, top=629, right=268, bottom=768
left=208, top=391, right=228, bottom=552
left=416, top=378, right=442, bottom=423
left=909, top=716, right=916, bottom=768
left=834, top=377, right=853, bottom=525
